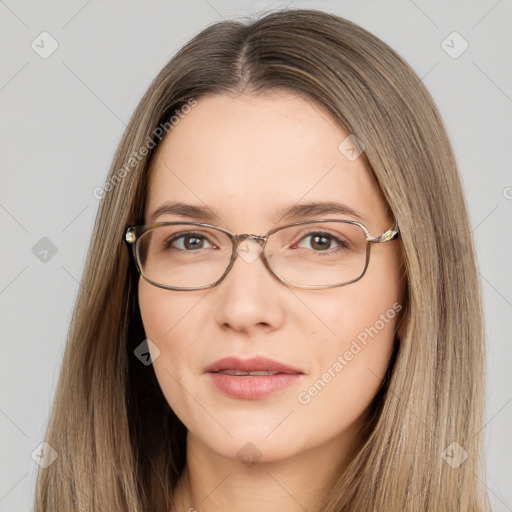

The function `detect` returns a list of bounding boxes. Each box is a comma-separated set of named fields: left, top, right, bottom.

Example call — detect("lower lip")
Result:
left=207, top=372, right=303, bottom=400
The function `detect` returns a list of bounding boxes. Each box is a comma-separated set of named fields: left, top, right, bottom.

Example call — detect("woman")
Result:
left=34, top=8, right=491, bottom=511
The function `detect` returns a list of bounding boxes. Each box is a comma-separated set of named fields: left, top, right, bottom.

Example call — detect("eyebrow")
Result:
left=149, top=201, right=217, bottom=223
left=275, top=201, right=367, bottom=223
left=148, top=200, right=367, bottom=224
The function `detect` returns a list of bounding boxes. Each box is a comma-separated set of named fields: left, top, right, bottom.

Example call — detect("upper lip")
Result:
left=205, top=356, right=303, bottom=374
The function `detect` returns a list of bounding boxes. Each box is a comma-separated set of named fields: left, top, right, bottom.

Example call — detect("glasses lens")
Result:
left=136, top=224, right=232, bottom=289
left=266, top=221, right=368, bottom=287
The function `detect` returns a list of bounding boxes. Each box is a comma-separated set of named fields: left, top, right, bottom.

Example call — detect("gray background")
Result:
left=0, top=1, right=511, bottom=510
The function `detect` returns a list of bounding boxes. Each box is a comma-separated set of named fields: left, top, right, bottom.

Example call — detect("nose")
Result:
left=212, top=238, right=286, bottom=334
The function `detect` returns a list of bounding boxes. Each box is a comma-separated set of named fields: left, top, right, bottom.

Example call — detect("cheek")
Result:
left=303, top=286, right=400, bottom=386
left=297, top=252, right=403, bottom=407
left=137, top=279, right=202, bottom=414
left=137, top=280, right=201, bottom=381
left=138, top=278, right=205, bottom=341
left=291, top=297, right=400, bottom=447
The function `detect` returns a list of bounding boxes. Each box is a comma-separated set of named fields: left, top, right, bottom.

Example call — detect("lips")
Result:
left=217, top=369, right=279, bottom=376
left=205, top=356, right=303, bottom=375
left=205, top=356, right=304, bottom=400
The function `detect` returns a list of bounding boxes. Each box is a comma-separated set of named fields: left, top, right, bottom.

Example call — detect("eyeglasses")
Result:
left=124, top=219, right=399, bottom=291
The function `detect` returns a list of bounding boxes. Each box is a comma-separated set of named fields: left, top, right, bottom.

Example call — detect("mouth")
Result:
left=205, top=356, right=304, bottom=400
left=205, top=356, right=303, bottom=374
left=215, top=369, right=282, bottom=376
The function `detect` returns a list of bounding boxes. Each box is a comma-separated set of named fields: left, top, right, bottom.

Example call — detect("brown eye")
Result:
left=295, top=232, right=348, bottom=252
left=309, top=234, right=331, bottom=251
left=167, top=233, right=215, bottom=251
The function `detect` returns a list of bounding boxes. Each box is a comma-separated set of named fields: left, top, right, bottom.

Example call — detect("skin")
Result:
left=138, top=90, right=404, bottom=512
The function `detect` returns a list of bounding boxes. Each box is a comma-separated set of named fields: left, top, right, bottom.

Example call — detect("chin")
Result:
left=189, top=426, right=308, bottom=466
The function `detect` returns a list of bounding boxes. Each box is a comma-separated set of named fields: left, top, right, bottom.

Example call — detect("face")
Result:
left=138, top=91, right=404, bottom=465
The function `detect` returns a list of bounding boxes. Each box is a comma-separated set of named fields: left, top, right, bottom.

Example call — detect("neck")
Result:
left=172, top=426, right=364, bottom=512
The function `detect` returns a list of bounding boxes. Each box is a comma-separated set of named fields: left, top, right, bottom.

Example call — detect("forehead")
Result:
left=144, top=92, right=389, bottom=230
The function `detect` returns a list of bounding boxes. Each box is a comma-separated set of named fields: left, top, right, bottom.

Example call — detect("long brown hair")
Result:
left=34, top=8, right=491, bottom=511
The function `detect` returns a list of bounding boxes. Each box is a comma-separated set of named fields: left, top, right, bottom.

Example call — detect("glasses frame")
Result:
left=124, top=219, right=400, bottom=291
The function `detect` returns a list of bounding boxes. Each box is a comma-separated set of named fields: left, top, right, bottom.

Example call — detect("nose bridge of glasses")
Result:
left=232, top=234, right=267, bottom=265
left=233, top=233, right=267, bottom=247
